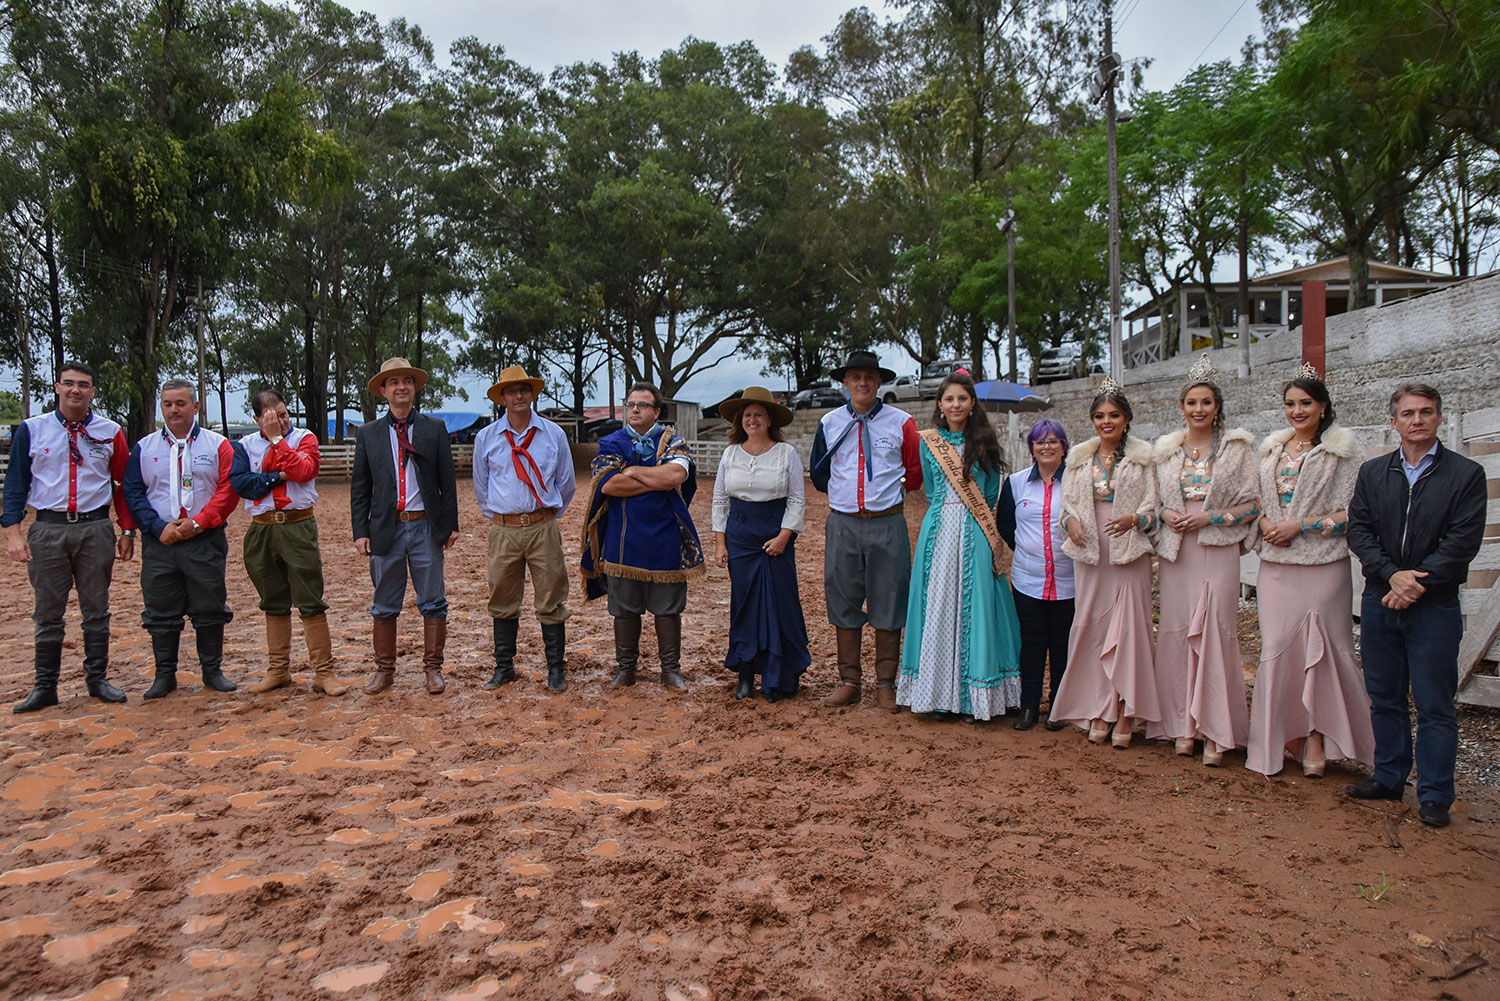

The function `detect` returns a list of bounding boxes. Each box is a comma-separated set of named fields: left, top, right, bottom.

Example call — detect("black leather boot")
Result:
left=486, top=617, right=520, bottom=689
left=656, top=614, right=687, bottom=690
left=143, top=632, right=181, bottom=700
left=541, top=622, right=567, bottom=692
left=82, top=630, right=126, bottom=703
left=196, top=624, right=238, bottom=692
left=13, top=640, right=63, bottom=713
left=735, top=668, right=756, bottom=701
left=1013, top=708, right=1039, bottom=731
left=608, top=616, right=641, bottom=688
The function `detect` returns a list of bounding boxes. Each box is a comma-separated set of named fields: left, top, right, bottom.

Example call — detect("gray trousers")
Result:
left=29, top=519, right=116, bottom=646
left=140, top=530, right=233, bottom=635
left=605, top=576, right=687, bottom=618
left=824, top=511, right=911, bottom=631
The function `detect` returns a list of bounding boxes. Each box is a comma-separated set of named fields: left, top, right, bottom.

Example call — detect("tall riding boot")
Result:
left=874, top=629, right=901, bottom=713
left=304, top=614, right=346, bottom=696
left=143, top=632, right=181, bottom=700
left=251, top=615, right=295, bottom=693
left=823, top=627, right=864, bottom=706
left=82, top=630, right=127, bottom=703
left=13, top=640, right=63, bottom=713
left=656, top=614, right=687, bottom=690
left=422, top=618, right=447, bottom=694
left=363, top=617, right=398, bottom=694
left=542, top=622, right=567, bottom=692
left=486, top=618, right=520, bottom=689
left=608, top=617, right=641, bottom=688
left=197, top=624, right=237, bottom=692
left=735, top=667, right=756, bottom=701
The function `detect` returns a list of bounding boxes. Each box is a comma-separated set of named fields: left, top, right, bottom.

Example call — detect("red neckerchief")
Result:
left=506, top=425, right=547, bottom=508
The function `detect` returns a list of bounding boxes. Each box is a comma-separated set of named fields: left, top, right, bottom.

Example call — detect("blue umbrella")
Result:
left=971, top=380, right=1051, bottom=411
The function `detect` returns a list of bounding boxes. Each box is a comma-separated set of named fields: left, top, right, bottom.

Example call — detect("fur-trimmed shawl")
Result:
left=1060, top=435, right=1158, bottom=567
left=1254, top=424, right=1360, bottom=566
left=1150, top=428, right=1259, bottom=562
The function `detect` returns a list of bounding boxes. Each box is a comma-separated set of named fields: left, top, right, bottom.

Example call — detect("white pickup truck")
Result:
left=879, top=374, right=922, bottom=404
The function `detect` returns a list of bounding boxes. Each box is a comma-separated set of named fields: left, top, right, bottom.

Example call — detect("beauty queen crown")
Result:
left=1293, top=360, right=1321, bottom=381
left=1185, top=353, right=1219, bottom=388
left=1097, top=374, right=1125, bottom=397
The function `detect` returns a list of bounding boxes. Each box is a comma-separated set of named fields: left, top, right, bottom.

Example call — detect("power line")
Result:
left=1174, top=0, right=1253, bottom=89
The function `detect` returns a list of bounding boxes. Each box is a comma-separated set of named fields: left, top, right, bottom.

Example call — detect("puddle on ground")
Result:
left=135, top=811, right=196, bottom=832
left=43, top=924, right=140, bottom=964
left=334, top=799, right=379, bottom=816
left=573, top=971, right=616, bottom=995
left=405, top=869, right=452, bottom=902
left=54, top=976, right=130, bottom=1001
left=515, top=888, right=540, bottom=899
left=76, top=887, right=134, bottom=906
left=0, top=856, right=99, bottom=887
left=182, top=915, right=228, bottom=934
left=88, top=729, right=136, bottom=750
left=444, top=974, right=523, bottom=1001
left=362, top=898, right=505, bottom=944
left=504, top=855, right=551, bottom=877
left=584, top=840, right=620, bottom=859
left=0, top=912, right=60, bottom=942
left=387, top=797, right=427, bottom=812
left=325, top=828, right=377, bottom=845
left=226, top=787, right=296, bottom=810
left=581, top=899, right=612, bottom=910
left=440, top=765, right=486, bottom=781
left=487, top=940, right=546, bottom=957
left=498, top=789, right=666, bottom=814
left=311, top=962, right=389, bottom=992
left=664, top=987, right=711, bottom=1001
left=184, top=947, right=242, bottom=969
left=189, top=858, right=347, bottom=897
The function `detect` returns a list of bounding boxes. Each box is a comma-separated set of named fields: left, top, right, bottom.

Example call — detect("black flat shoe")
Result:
left=1418, top=802, right=1451, bottom=828
left=87, top=681, right=128, bottom=704
left=1013, top=708, right=1039, bottom=731
left=1043, top=718, right=1066, bottom=731
left=1346, top=778, right=1404, bottom=801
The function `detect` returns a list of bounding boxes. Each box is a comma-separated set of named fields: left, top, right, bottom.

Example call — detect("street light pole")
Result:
left=1105, top=2, right=1123, bottom=383
left=997, top=203, right=1017, bottom=383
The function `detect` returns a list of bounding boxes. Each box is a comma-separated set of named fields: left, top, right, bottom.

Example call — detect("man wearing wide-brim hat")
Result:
left=472, top=365, right=577, bottom=692
left=350, top=357, right=460, bottom=695
left=808, top=349, right=922, bottom=709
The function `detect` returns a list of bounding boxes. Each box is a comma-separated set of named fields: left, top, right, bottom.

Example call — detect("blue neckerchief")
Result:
left=625, top=423, right=660, bottom=464
left=815, top=402, right=882, bottom=480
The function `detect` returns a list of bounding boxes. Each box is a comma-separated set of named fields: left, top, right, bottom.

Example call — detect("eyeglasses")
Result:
left=58, top=379, right=93, bottom=390
left=1033, top=439, right=1062, bottom=448
left=624, top=402, right=658, bottom=411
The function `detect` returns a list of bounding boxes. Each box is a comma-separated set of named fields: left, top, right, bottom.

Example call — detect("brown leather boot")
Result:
left=656, top=614, right=687, bottom=690
left=608, top=616, right=641, bottom=687
left=304, top=614, right=346, bottom=696
left=422, top=618, right=447, bottom=694
left=363, top=617, right=398, bottom=694
left=874, top=628, right=901, bottom=713
left=824, top=627, right=863, bottom=706
left=251, top=615, right=294, bottom=693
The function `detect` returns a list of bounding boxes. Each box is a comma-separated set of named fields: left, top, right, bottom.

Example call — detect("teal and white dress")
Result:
left=896, top=430, right=1022, bottom=719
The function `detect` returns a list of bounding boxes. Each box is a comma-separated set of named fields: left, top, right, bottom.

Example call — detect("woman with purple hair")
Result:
left=997, top=418, right=1074, bottom=730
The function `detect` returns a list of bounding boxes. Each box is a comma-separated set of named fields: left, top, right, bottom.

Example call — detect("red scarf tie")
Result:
left=507, top=427, right=547, bottom=508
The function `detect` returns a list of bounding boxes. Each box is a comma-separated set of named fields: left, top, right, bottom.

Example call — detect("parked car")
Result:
left=583, top=417, right=623, bottom=441
left=879, top=374, right=922, bottom=405
left=917, top=358, right=974, bottom=398
left=1035, top=344, right=1085, bottom=384
left=792, top=382, right=846, bottom=410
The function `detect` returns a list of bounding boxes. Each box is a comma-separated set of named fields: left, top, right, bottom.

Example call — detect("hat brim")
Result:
left=368, top=367, right=429, bottom=397
left=487, top=378, right=546, bottom=406
left=721, top=395, right=794, bottom=429
left=830, top=364, right=897, bottom=384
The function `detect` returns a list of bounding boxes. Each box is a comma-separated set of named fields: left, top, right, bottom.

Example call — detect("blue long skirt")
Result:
left=724, top=497, right=811, bottom=696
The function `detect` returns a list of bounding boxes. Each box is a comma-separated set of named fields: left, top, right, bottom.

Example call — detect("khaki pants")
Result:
left=243, top=516, right=327, bottom=617
left=487, top=519, right=569, bottom=624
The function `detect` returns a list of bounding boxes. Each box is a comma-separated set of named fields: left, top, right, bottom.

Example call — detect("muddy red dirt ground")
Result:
left=1, top=477, right=1497, bottom=1001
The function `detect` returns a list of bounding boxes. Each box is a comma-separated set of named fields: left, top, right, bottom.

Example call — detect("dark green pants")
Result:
left=243, top=517, right=327, bottom=617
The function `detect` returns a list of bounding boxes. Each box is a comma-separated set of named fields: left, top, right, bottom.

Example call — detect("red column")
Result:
left=1301, top=280, right=1326, bottom=376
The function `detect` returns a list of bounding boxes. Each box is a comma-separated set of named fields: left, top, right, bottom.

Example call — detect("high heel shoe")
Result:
left=1202, top=740, right=1223, bottom=767
left=1111, top=724, right=1133, bottom=749
left=1174, top=738, right=1195, bottom=757
left=1302, top=755, right=1325, bottom=778
left=1088, top=721, right=1110, bottom=744
left=1302, top=732, right=1325, bottom=778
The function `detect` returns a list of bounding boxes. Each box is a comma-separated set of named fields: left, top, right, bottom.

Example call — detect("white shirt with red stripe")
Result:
left=815, top=404, right=922, bottom=514
left=1005, top=465, right=1075, bottom=601
left=13, top=411, right=133, bottom=521
left=133, top=424, right=238, bottom=528
left=388, top=424, right=424, bottom=513
left=240, top=428, right=320, bottom=515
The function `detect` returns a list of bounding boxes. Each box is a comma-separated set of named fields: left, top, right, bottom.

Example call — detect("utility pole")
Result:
left=194, top=276, right=207, bottom=407
left=1104, top=1, right=1123, bottom=382
left=998, top=203, right=1018, bottom=383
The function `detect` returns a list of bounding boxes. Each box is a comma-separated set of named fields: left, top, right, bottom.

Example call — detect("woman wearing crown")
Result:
left=1049, top=378, right=1162, bottom=748
left=1149, top=356, right=1260, bottom=765
left=1245, top=365, right=1374, bottom=777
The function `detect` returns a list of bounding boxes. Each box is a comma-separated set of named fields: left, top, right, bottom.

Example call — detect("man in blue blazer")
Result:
left=351, top=357, right=460, bottom=695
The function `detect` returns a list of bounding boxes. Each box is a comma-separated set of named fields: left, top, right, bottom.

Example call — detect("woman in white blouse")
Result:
left=713, top=387, right=810, bottom=701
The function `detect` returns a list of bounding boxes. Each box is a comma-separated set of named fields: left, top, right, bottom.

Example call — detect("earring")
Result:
left=1181, top=414, right=1187, bottom=427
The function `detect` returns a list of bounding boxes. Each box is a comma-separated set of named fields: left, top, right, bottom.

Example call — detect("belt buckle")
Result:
left=519, top=512, right=533, bottom=526
left=273, top=510, right=287, bottom=524
left=66, top=511, right=79, bottom=524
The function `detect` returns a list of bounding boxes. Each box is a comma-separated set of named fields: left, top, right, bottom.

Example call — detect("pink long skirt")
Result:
left=1147, top=502, right=1250, bottom=748
left=1050, top=500, right=1159, bottom=728
left=1246, top=559, right=1374, bottom=776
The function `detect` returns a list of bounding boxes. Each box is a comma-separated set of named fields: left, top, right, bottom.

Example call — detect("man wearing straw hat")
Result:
left=472, top=365, right=577, bottom=692
left=351, top=357, right=460, bottom=695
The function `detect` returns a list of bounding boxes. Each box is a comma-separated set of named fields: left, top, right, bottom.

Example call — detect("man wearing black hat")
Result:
left=809, top=350, right=923, bottom=709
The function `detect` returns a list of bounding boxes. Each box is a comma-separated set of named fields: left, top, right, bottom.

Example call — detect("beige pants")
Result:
left=487, top=519, right=570, bottom=623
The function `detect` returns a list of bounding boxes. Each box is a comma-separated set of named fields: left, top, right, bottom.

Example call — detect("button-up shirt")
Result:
left=997, top=462, right=1074, bottom=601
left=388, top=422, right=424, bottom=512
left=1400, top=441, right=1439, bottom=487
left=472, top=411, right=577, bottom=519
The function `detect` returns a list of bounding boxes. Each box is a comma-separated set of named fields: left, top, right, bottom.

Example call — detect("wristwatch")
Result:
left=190, top=519, right=202, bottom=535
left=269, top=435, right=284, bottom=445
left=121, top=529, right=137, bottom=537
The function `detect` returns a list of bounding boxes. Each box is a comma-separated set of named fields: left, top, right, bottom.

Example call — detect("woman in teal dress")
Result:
left=896, top=373, right=1022, bottom=720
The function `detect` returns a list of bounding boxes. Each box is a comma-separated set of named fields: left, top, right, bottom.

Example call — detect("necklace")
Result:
left=741, top=440, right=774, bottom=457
left=1289, top=437, right=1312, bottom=453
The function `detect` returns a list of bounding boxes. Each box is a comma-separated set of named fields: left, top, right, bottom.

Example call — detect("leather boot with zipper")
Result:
left=363, top=617, right=398, bottom=694
left=486, top=617, right=520, bottom=689
left=608, top=616, right=641, bottom=688
left=873, top=628, right=901, bottom=712
left=83, top=629, right=127, bottom=703
left=422, top=617, right=447, bottom=694
left=823, top=627, right=863, bottom=706
left=143, top=632, right=181, bottom=700
left=13, top=640, right=63, bottom=713
left=304, top=614, right=345, bottom=696
left=197, top=624, right=237, bottom=693
left=656, top=614, right=687, bottom=690
left=251, top=615, right=295, bottom=693
left=542, top=622, right=567, bottom=692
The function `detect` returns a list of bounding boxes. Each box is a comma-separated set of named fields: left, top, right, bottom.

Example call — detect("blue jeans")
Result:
left=368, top=519, right=447, bottom=619
left=1359, top=592, right=1461, bottom=807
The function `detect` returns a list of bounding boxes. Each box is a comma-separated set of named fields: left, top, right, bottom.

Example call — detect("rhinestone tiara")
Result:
left=1184, top=353, right=1219, bottom=389
left=1293, top=360, right=1321, bottom=381
left=1097, top=374, right=1125, bottom=397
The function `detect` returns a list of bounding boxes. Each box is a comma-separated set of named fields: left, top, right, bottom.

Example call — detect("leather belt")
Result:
left=493, top=508, right=554, bottom=527
left=36, top=505, right=111, bottom=524
left=397, top=510, right=427, bottom=522
left=838, top=503, right=905, bottom=519
left=251, top=507, right=315, bottom=525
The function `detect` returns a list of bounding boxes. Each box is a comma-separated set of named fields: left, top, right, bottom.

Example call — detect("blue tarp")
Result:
left=427, top=412, right=489, bottom=434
